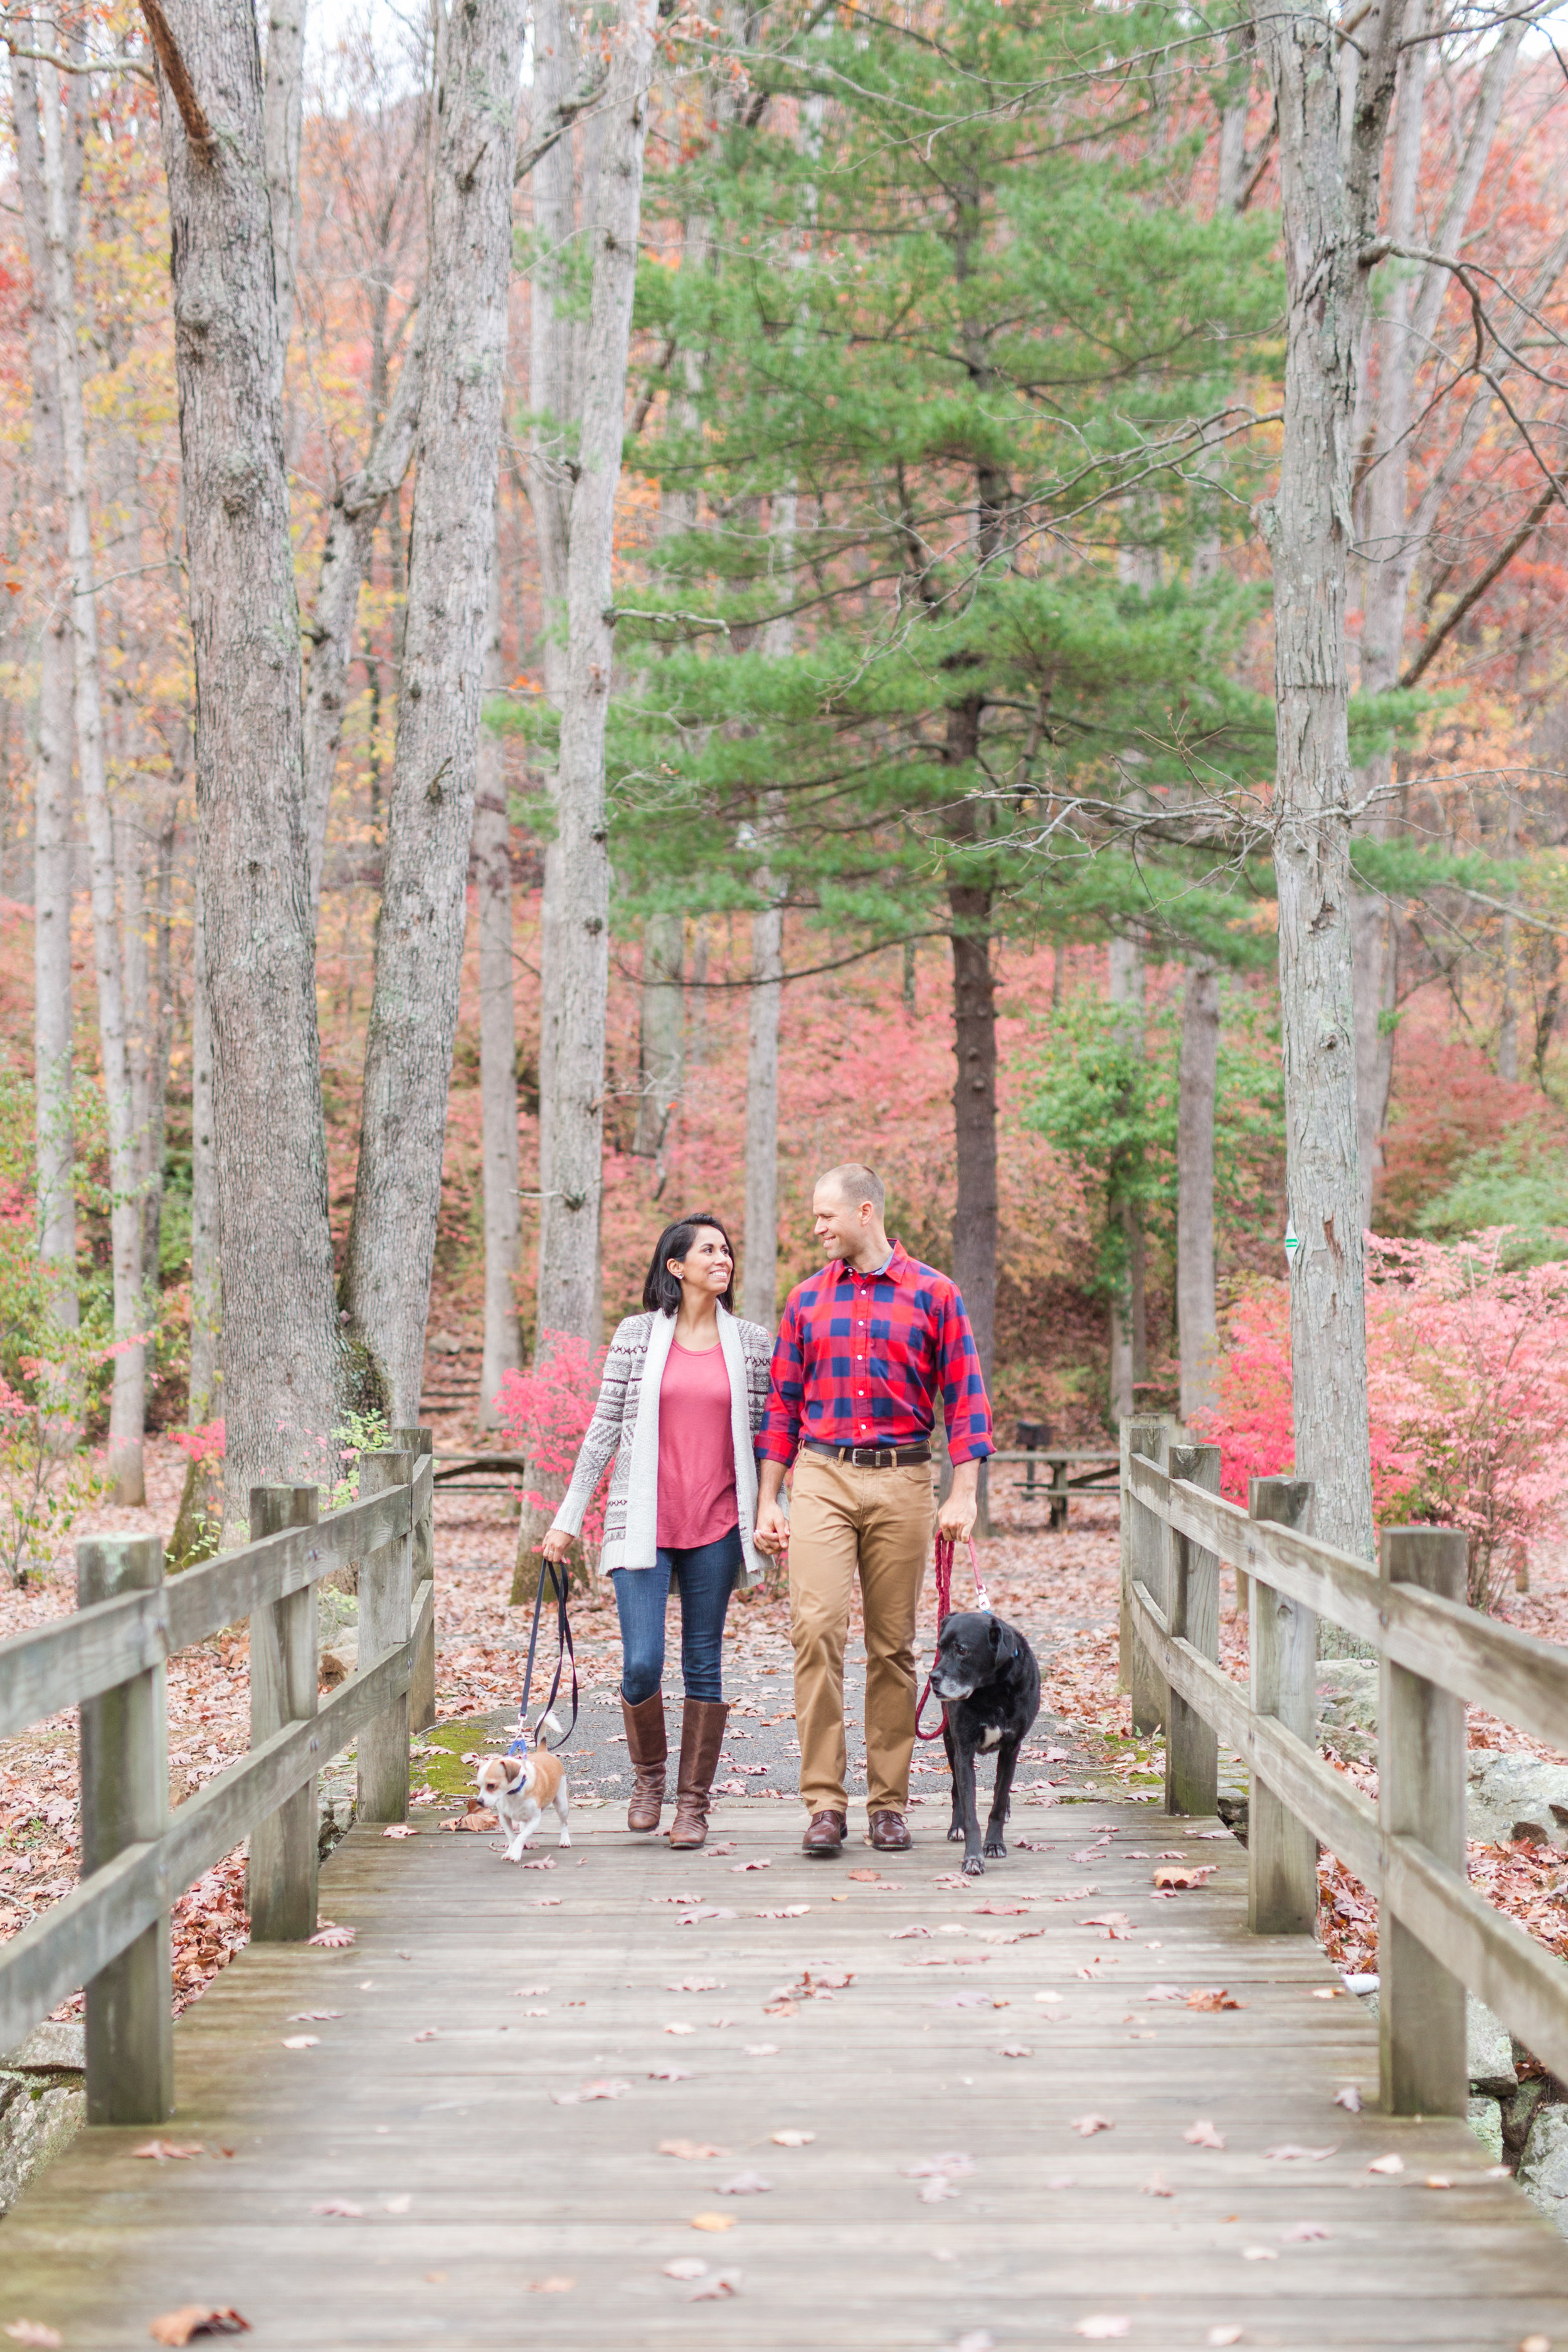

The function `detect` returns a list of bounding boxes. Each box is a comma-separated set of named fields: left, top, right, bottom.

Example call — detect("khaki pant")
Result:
left=787, top=1451, right=936, bottom=1820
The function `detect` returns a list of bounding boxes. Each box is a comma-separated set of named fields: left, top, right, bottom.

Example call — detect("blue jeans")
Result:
left=613, top=1527, right=742, bottom=1706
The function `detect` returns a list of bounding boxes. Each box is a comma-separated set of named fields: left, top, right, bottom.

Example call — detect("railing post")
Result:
left=78, top=1534, right=172, bottom=2124
left=1120, top=1417, right=1168, bottom=1734
left=248, top=1485, right=320, bottom=1941
left=1165, top=1443, right=1221, bottom=1816
left=1247, top=1477, right=1318, bottom=1936
left=1380, top=1525, right=1468, bottom=2117
left=391, top=1426, right=436, bottom=1732
left=358, top=1448, right=416, bottom=1822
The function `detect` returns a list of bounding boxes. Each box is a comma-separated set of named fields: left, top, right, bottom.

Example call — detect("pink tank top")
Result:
left=657, top=1338, right=738, bottom=1550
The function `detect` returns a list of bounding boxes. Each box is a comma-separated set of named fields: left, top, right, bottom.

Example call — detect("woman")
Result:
left=542, top=1214, right=772, bottom=1849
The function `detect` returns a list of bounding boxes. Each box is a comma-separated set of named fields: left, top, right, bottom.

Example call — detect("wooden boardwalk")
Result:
left=6, top=1799, right=1568, bottom=2348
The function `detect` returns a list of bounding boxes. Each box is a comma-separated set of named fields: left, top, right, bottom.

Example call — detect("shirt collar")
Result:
left=835, top=1239, right=907, bottom=1284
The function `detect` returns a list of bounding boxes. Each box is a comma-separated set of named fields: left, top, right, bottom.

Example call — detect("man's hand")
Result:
left=937, top=1458, right=980, bottom=1543
left=753, top=1460, right=790, bottom=1559
left=539, top=1525, right=575, bottom=1566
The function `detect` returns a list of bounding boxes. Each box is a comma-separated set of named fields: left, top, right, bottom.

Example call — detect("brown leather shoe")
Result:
left=622, top=1692, right=667, bottom=1832
left=802, top=1809, right=848, bottom=1856
left=668, top=1699, right=728, bottom=1849
left=867, top=1810, right=912, bottom=1852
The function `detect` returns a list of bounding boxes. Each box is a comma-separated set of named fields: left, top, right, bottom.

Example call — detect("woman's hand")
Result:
left=539, top=1525, right=575, bottom=1565
left=754, top=1497, right=790, bottom=1558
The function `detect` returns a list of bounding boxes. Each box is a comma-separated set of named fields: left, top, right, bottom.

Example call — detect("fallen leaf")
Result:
left=997, top=2043, right=1033, bottom=2058
left=1309, top=1987, right=1338, bottom=2000
left=662, top=2259, right=708, bottom=2280
left=744, top=2044, right=779, bottom=2057
left=551, top=2079, right=630, bottom=2106
left=687, top=2272, right=742, bottom=2301
left=307, top=1925, right=356, bottom=1947
left=1034, top=1989, right=1065, bottom=2004
left=664, top=2021, right=697, bottom=2035
left=1206, top=2329, right=1245, bottom=2346
left=754, top=1906, right=810, bottom=1919
left=383, top=2195, right=412, bottom=2215
left=1184, top=2119, right=1226, bottom=2149
left=718, top=2171, right=773, bottom=2195
left=954, top=2335, right=995, bottom=2352
left=1186, top=1989, right=1243, bottom=2012
left=423, top=2273, right=445, bottom=2286
left=147, top=2313, right=251, bottom=2346
left=5, top=2328, right=63, bottom=2349
left=522, top=1858, right=556, bottom=1872
left=1333, top=2086, right=1362, bottom=2114
left=381, top=1825, right=417, bottom=1840
left=411, top=2029, right=440, bottom=2043
left=1073, top=2320, right=1131, bottom=2341
left=729, top=1859, right=770, bottom=1872
left=1424, top=2175, right=1453, bottom=2190
left=847, top=1869, right=881, bottom=1882
left=1142, top=2172, right=1175, bottom=2197
left=280, top=2035, right=319, bottom=2050
left=1522, top=2336, right=1552, bottom=2352
left=133, top=2140, right=204, bottom=2161
left=770, top=2129, right=816, bottom=2146
left=1241, top=2247, right=1278, bottom=2262
left=1145, top=1984, right=1187, bottom=2003
left=1282, top=2221, right=1330, bottom=2241
left=1070, top=2114, right=1114, bottom=2137
left=690, top=2213, right=737, bottom=2233
left=971, top=1902, right=1029, bottom=1916
left=1367, top=2153, right=1404, bottom=2176
left=287, top=2011, right=342, bottom=2023
left=1153, top=1863, right=1217, bottom=1890
left=930, top=1991, right=990, bottom=2008
left=901, top=2153, right=975, bottom=2180
left=667, top=1976, right=723, bottom=1993
left=524, top=2278, right=575, bottom=2295
left=919, top=2176, right=958, bottom=2202
left=659, top=2139, right=729, bottom=2161
left=536, top=1897, right=561, bottom=1907
left=1264, top=2145, right=1337, bottom=2163
left=648, top=2064, right=692, bottom=2081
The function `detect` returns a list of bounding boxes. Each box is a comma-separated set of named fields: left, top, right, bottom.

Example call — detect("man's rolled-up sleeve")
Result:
left=756, top=1305, right=805, bottom=1465
left=936, top=1283, right=993, bottom=1463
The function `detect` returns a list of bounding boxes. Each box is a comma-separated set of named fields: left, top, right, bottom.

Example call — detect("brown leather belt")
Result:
left=802, top=1439, right=933, bottom=1468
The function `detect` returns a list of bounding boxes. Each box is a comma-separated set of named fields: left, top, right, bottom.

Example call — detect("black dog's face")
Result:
left=931, top=1611, right=1005, bottom=1703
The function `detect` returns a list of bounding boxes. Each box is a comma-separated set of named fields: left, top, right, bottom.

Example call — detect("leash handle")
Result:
left=510, top=1554, right=579, bottom=1755
left=913, top=1529, right=991, bottom=1742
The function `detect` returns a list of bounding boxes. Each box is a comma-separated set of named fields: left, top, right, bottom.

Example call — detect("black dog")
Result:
left=931, top=1610, right=1042, bottom=1877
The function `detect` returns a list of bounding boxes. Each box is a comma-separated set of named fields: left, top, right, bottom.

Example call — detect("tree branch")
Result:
left=1399, top=484, right=1556, bottom=688
left=135, top=0, right=215, bottom=152
left=4, top=40, right=154, bottom=83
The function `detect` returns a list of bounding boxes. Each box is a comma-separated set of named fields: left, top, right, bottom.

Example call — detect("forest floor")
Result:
left=3, top=1448, right=1568, bottom=2028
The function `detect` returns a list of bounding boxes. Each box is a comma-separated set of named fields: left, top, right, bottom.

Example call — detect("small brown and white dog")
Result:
left=475, top=1720, right=570, bottom=1862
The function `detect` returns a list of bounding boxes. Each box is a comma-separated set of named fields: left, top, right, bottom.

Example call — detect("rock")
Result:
left=0, top=2081, right=84, bottom=2212
left=1519, top=2103, right=1568, bottom=2230
left=1504, top=2078, right=1549, bottom=2158
left=318, top=1588, right=359, bottom=1643
left=1467, top=2095, right=1505, bottom=2164
left=1316, top=1661, right=1379, bottom=1764
left=1468, top=1996, right=1518, bottom=2097
left=0, top=2021, right=85, bottom=2075
left=1466, top=1752, right=1568, bottom=1850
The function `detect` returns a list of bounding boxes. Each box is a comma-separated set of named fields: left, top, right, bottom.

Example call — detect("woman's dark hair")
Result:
left=643, top=1212, right=736, bottom=1315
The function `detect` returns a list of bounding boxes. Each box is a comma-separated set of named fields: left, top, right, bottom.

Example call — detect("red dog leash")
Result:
left=914, top=1531, right=992, bottom=1741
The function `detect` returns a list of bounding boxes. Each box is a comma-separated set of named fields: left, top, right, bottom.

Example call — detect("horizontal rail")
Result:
left=0, top=1581, right=433, bottom=2050
left=1129, top=1453, right=1568, bottom=1751
left=0, top=1456, right=433, bottom=1742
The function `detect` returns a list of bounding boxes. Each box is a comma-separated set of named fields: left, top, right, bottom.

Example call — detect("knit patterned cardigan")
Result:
left=549, top=1307, right=774, bottom=1579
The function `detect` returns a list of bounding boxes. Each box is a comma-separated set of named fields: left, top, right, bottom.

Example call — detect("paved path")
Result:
left=6, top=1796, right=1568, bottom=2348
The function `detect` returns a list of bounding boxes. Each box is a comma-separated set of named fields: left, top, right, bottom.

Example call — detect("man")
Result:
left=754, top=1163, right=993, bottom=1855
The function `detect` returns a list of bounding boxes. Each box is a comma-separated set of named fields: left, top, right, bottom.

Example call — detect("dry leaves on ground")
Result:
left=280, top=2035, right=319, bottom=2051
left=662, top=2259, right=708, bottom=2280
left=667, top=1976, right=722, bottom=1993
left=1264, top=2145, right=1337, bottom=2163
left=552, top=2078, right=630, bottom=2105
left=1184, top=2120, right=1226, bottom=2149
left=687, top=2272, right=743, bottom=2301
left=524, top=2277, right=575, bottom=2294
left=771, top=2129, right=816, bottom=2147
left=4, top=2327, right=63, bottom=2348
left=381, top=1826, right=417, bottom=1840
left=1283, top=2221, right=1331, bottom=2241
left=718, top=2171, right=773, bottom=2195
left=689, top=2213, right=738, bottom=2233
left=1153, top=1863, right=1216, bottom=1890
left=1187, top=1989, right=1243, bottom=2011
left=1206, top=2329, right=1245, bottom=2347
left=147, top=2312, right=251, bottom=2346
left=311, top=2200, right=364, bottom=2218
left=648, top=2064, right=691, bottom=2081
left=1073, top=2320, right=1131, bottom=2341
left=659, top=2139, right=728, bottom=2161
left=307, top=1925, right=355, bottom=1949
left=133, top=2140, right=204, bottom=2161
left=1334, top=2086, right=1362, bottom=2112
left=1070, top=2114, right=1114, bottom=2137
left=1368, top=2153, right=1404, bottom=2175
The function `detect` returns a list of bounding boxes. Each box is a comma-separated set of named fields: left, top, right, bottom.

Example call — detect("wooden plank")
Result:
left=1123, top=1419, right=1168, bottom=1732
left=1248, top=1477, right=1318, bottom=1937
left=0, top=1483, right=413, bottom=1740
left=394, top=1430, right=437, bottom=1733
left=1165, top=1443, right=1220, bottom=1817
left=1132, top=1454, right=1568, bottom=1750
left=247, top=1485, right=321, bottom=1944
left=357, top=1450, right=415, bottom=1823
left=0, top=1583, right=433, bottom=2052
left=1384, top=1830, right=1568, bottom=2089
left=77, top=1533, right=173, bottom=2127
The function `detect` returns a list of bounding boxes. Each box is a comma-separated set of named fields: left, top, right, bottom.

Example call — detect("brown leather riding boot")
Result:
left=622, top=1692, right=668, bottom=1833
left=667, top=1699, right=729, bottom=1850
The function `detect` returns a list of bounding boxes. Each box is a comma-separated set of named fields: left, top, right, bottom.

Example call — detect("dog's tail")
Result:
left=532, top=1709, right=563, bottom=1748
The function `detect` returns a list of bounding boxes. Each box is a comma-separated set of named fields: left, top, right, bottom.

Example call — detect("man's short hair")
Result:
left=818, top=1162, right=885, bottom=1217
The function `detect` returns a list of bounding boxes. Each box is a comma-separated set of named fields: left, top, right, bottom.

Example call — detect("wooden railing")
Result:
left=1120, top=1416, right=1568, bottom=2117
left=0, top=1431, right=437, bottom=2125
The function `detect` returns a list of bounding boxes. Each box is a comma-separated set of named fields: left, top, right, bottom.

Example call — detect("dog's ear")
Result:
left=988, top=1617, right=1002, bottom=1648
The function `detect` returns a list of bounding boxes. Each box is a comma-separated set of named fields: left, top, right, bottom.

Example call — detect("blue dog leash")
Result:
left=508, top=1556, right=580, bottom=1756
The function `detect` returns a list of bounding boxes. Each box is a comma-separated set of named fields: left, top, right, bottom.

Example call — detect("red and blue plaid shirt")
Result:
left=757, top=1240, right=994, bottom=1466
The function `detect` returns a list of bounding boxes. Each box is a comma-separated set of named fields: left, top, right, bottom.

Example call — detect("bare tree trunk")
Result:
left=687, top=918, right=710, bottom=1066
left=302, top=341, right=423, bottom=934
left=1253, top=0, right=1406, bottom=1563
left=744, top=899, right=782, bottom=1325
left=635, top=910, right=684, bottom=1182
left=150, top=0, right=344, bottom=1523
left=948, top=882, right=997, bottom=1379
left=342, top=0, right=524, bottom=1426
left=475, top=538, right=521, bottom=1424
left=262, top=0, right=305, bottom=364
left=1107, top=931, right=1145, bottom=1422
left=13, top=45, right=80, bottom=1333
left=142, top=790, right=178, bottom=1290
left=534, top=0, right=659, bottom=1354
left=39, top=59, right=144, bottom=1502
left=188, top=861, right=220, bottom=1419
left=1177, top=958, right=1219, bottom=1420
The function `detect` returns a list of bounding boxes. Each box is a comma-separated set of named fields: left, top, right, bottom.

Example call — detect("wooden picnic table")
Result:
left=988, top=1445, right=1120, bottom=1526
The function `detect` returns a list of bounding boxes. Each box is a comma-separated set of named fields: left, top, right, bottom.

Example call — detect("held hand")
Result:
left=938, top=1459, right=980, bottom=1544
left=539, top=1525, right=574, bottom=1565
left=753, top=1498, right=790, bottom=1559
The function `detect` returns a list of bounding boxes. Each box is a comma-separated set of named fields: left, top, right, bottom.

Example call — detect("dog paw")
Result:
left=946, top=1823, right=964, bottom=1843
left=961, top=1855, right=985, bottom=1878
left=983, top=1835, right=1007, bottom=1859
